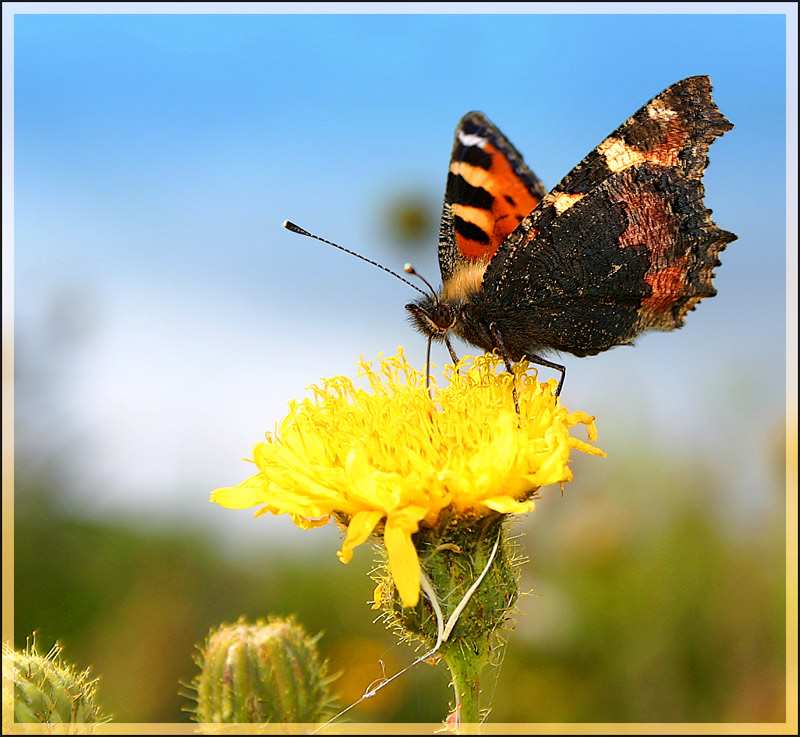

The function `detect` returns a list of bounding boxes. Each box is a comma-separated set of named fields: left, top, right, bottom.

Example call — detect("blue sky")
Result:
left=7, top=7, right=793, bottom=542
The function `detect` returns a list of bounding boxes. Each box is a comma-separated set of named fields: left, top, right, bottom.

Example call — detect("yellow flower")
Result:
left=211, top=349, right=604, bottom=607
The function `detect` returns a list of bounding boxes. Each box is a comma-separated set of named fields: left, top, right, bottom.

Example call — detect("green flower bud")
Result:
left=191, top=617, right=337, bottom=724
left=2, top=639, right=107, bottom=731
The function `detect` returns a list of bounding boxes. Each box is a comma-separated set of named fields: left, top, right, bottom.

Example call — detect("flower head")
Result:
left=211, top=349, right=604, bottom=607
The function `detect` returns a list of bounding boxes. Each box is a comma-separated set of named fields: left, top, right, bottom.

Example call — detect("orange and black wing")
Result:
left=438, top=112, right=547, bottom=283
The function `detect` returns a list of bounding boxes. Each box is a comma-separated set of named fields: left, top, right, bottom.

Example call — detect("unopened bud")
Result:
left=3, top=639, right=107, bottom=731
left=191, top=616, right=337, bottom=724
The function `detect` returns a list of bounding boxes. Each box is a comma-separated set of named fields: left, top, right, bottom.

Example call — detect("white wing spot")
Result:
left=457, top=131, right=488, bottom=148
left=597, top=137, right=646, bottom=173
left=551, top=191, right=586, bottom=214
left=647, top=98, right=677, bottom=120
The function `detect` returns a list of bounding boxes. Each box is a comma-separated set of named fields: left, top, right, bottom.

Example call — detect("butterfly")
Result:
left=404, top=75, right=736, bottom=395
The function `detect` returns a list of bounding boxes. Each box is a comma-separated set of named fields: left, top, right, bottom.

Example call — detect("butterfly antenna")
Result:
left=283, top=220, right=427, bottom=296
left=403, top=264, right=438, bottom=300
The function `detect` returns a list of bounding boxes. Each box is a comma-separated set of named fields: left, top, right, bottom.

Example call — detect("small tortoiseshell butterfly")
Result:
left=287, top=76, right=736, bottom=395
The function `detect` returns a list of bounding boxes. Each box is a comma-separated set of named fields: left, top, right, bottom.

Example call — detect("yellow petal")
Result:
left=337, top=509, right=384, bottom=564
left=290, top=514, right=331, bottom=530
left=210, top=477, right=265, bottom=509
left=566, top=411, right=599, bottom=442
left=371, top=581, right=386, bottom=610
left=569, top=437, right=608, bottom=457
left=384, top=506, right=427, bottom=607
left=484, top=496, right=535, bottom=514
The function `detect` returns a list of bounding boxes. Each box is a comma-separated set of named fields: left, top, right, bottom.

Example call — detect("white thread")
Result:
left=442, top=534, right=501, bottom=643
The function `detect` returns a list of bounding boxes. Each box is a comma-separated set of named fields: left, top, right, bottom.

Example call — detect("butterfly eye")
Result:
left=431, top=304, right=456, bottom=330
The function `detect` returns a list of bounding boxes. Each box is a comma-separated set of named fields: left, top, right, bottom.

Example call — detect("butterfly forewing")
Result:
left=478, top=75, right=736, bottom=357
left=438, top=112, right=548, bottom=284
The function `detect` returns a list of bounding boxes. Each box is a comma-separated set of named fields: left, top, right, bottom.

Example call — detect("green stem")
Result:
left=443, top=644, right=486, bottom=732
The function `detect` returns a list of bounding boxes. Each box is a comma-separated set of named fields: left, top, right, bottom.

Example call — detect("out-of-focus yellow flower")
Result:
left=211, top=349, right=604, bottom=607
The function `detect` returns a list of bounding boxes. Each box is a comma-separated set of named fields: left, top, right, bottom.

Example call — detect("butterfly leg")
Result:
left=444, top=336, right=460, bottom=372
left=424, top=336, right=433, bottom=391
left=487, top=323, right=520, bottom=414
left=525, top=353, right=566, bottom=397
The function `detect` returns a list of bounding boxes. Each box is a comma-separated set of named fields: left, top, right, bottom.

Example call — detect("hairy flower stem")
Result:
left=443, top=643, right=487, bottom=730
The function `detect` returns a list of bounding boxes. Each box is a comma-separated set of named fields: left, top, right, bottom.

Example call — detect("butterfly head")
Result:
left=405, top=295, right=457, bottom=341
left=402, top=263, right=459, bottom=341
